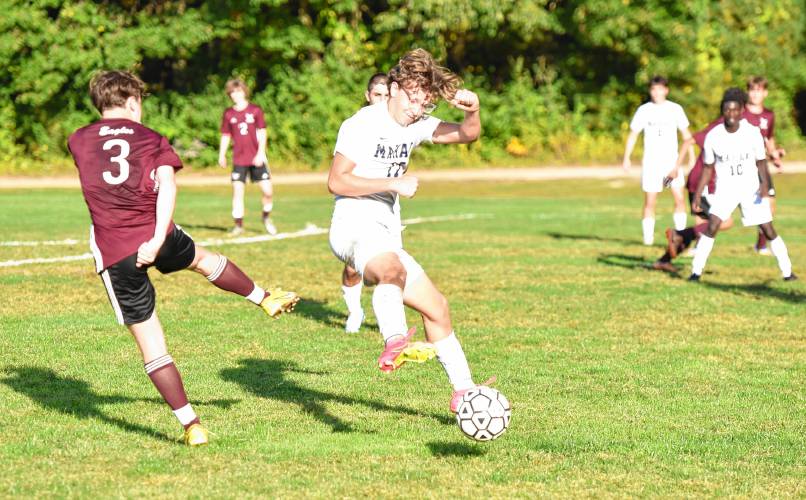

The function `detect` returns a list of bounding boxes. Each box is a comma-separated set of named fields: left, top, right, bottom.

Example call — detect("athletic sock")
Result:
left=756, top=228, right=768, bottom=250
left=434, top=332, right=474, bottom=391
left=769, top=237, right=793, bottom=277
left=691, top=234, right=715, bottom=275
left=673, top=212, right=687, bottom=231
left=642, top=218, right=655, bottom=245
left=262, top=202, right=273, bottom=221
left=342, top=283, right=363, bottom=314
left=206, top=255, right=265, bottom=304
left=679, top=227, right=697, bottom=247
left=372, top=284, right=407, bottom=343
left=658, top=251, right=672, bottom=263
left=144, top=354, right=199, bottom=429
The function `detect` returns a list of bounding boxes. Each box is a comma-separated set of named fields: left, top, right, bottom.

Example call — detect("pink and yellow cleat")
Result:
left=378, top=326, right=436, bottom=373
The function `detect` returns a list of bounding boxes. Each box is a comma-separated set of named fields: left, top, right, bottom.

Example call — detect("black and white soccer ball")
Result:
left=455, top=386, right=511, bottom=441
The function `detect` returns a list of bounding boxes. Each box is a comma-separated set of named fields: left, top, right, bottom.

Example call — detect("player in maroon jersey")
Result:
left=341, top=73, right=390, bottom=334
left=744, top=76, right=786, bottom=255
left=69, top=71, right=299, bottom=446
left=218, top=79, right=277, bottom=235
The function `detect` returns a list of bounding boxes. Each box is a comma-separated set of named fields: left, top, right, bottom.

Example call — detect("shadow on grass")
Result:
left=700, top=280, right=806, bottom=304
left=294, top=297, right=379, bottom=331
left=1, top=366, right=239, bottom=444
left=596, top=253, right=655, bottom=271
left=175, top=222, right=231, bottom=233
left=220, top=358, right=453, bottom=433
left=427, top=440, right=486, bottom=458
left=546, top=232, right=642, bottom=246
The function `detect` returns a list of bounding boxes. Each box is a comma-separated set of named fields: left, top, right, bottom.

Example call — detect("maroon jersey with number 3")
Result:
left=68, top=118, right=183, bottom=271
left=220, top=103, right=266, bottom=166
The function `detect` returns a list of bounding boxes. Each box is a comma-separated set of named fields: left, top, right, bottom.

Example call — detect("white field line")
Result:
left=0, top=213, right=490, bottom=268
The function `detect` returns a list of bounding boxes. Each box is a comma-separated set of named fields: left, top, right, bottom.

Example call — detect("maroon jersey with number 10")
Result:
left=68, top=118, right=183, bottom=272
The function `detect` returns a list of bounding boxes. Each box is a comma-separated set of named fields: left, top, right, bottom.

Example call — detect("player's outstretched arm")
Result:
left=218, top=135, right=231, bottom=168
left=432, top=89, right=480, bottom=145
left=327, top=153, right=418, bottom=198
left=136, top=165, right=177, bottom=268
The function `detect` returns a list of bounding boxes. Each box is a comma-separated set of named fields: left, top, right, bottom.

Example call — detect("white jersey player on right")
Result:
left=623, top=75, right=694, bottom=245
left=689, top=87, right=796, bottom=282
left=327, top=48, right=491, bottom=413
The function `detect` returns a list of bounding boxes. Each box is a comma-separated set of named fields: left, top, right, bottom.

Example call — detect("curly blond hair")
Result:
left=387, top=48, right=461, bottom=103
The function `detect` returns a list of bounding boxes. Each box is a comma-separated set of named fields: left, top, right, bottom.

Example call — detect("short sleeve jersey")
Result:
left=741, top=107, right=775, bottom=140
left=68, top=118, right=183, bottom=271
left=686, top=117, right=723, bottom=194
left=333, top=102, right=441, bottom=213
left=629, top=100, right=690, bottom=165
left=220, top=103, right=266, bottom=166
left=702, top=119, right=767, bottom=195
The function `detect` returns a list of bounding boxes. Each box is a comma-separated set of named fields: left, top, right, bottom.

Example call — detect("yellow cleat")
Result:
left=391, top=341, right=437, bottom=370
left=260, top=288, right=300, bottom=318
left=183, top=423, right=209, bottom=446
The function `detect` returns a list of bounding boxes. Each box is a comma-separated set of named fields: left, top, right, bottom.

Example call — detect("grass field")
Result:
left=1, top=175, right=804, bottom=497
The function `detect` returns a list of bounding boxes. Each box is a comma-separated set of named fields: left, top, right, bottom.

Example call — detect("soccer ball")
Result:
left=455, top=386, right=511, bottom=441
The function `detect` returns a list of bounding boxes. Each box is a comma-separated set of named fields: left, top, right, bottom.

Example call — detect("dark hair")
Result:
left=225, top=78, right=250, bottom=98
left=366, top=73, right=389, bottom=92
left=721, top=87, right=747, bottom=111
left=388, top=48, right=461, bottom=102
left=649, top=75, right=668, bottom=88
left=89, top=70, right=145, bottom=113
left=747, top=75, right=768, bottom=90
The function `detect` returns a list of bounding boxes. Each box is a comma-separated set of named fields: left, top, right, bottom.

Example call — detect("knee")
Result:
left=194, top=251, right=222, bottom=276
left=378, top=262, right=406, bottom=288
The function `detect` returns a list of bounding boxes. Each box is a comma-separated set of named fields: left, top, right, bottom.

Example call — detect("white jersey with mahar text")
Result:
left=629, top=100, right=689, bottom=167
left=333, top=102, right=440, bottom=219
left=702, top=119, right=766, bottom=195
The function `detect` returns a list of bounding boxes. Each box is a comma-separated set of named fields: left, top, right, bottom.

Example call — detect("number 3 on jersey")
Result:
left=102, top=139, right=130, bottom=185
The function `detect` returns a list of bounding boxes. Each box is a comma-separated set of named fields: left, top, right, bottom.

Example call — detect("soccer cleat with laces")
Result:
left=344, top=309, right=364, bottom=334
left=652, top=260, right=678, bottom=273
left=264, top=217, right=278, bottom=236
left=260, top=288, right=300, bottom=318
left=378, top=326, right=436, bottom=373
left=450, top=376, right=498, bottom=413
left=687, top=273, right=701, bottom=282
left=183, top=423, right=209, bottom=446
left=229, top=226, right=244, bottom=236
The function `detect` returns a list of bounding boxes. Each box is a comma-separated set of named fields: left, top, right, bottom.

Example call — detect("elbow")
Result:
left=327, top=176, right=340, bottom=195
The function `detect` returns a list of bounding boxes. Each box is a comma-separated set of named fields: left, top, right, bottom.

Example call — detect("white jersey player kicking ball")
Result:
left=689, top=87, right=796, bottom=282
left=327, top=48, right=489, bottom=412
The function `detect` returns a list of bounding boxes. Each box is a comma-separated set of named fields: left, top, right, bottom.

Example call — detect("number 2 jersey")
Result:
left=333, top=102, right=441, bottom=220
left=68, top=118, right=183, bottom=272
left=702, top=119, right=766, bottom=196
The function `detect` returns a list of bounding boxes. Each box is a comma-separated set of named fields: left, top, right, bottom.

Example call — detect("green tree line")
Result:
left=2, top=0, right=804, bottom=172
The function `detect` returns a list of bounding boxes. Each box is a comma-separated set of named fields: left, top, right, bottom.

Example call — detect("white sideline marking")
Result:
left=0, top=213, right=490, bottom=268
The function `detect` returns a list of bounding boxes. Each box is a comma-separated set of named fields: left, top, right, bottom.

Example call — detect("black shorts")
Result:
left=99, top=226, right=195, bottom=325
left=688, top=191, right=711, bottom=218
left=232, top=164, right=271, bottom=183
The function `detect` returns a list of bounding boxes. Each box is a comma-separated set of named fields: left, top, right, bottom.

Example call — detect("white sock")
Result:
left=769, top=237, right=793, bottom=277
left=342, top=284, right=363, bottom=314
left=691, top=234, right=715, bottom=275
left=246, top=285, right=265, bottom=305
left=372, top=284, right=407, bottom=343
left=434, top=332, right=474, bottom=391
left=673, top=212, right=687, bottom=231
left=263, top=202, right=273, bottom=213
left=642, top=217, right=655, bottom=245
left=173, top=403, right=198, bottom=426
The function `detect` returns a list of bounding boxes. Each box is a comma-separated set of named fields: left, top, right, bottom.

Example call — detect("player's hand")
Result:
left=252, top=154, right=267, bottom=167
left=449, top=89, right=480, bottom=113
left=622, top=158, right=631, bottom=171
left=218, top=156, right=227, bottom=169
left=136, top=238, right=164, bottom=268
left=391, top=175, right=419, bottom=198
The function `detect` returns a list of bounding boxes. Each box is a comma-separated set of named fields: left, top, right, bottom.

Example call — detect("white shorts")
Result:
left=642, top=164, right=683, bottom=193
left=329, top=215, right=424, bottom=285
left=710, top=190, right=772, bottom=227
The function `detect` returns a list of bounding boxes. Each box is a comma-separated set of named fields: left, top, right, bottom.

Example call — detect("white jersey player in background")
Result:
left=623, top=75, right=694, bottom=245
left=689, top=87, right=796, bottom=282
left=327, top=48, right=488, bottom=412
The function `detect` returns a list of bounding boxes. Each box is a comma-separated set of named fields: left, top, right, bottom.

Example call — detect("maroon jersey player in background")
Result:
left=218, top=79, right=277, bottom=236
left=69, top=71, right=299, bottom=446
left=744, top=76, right=785, bottom=255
